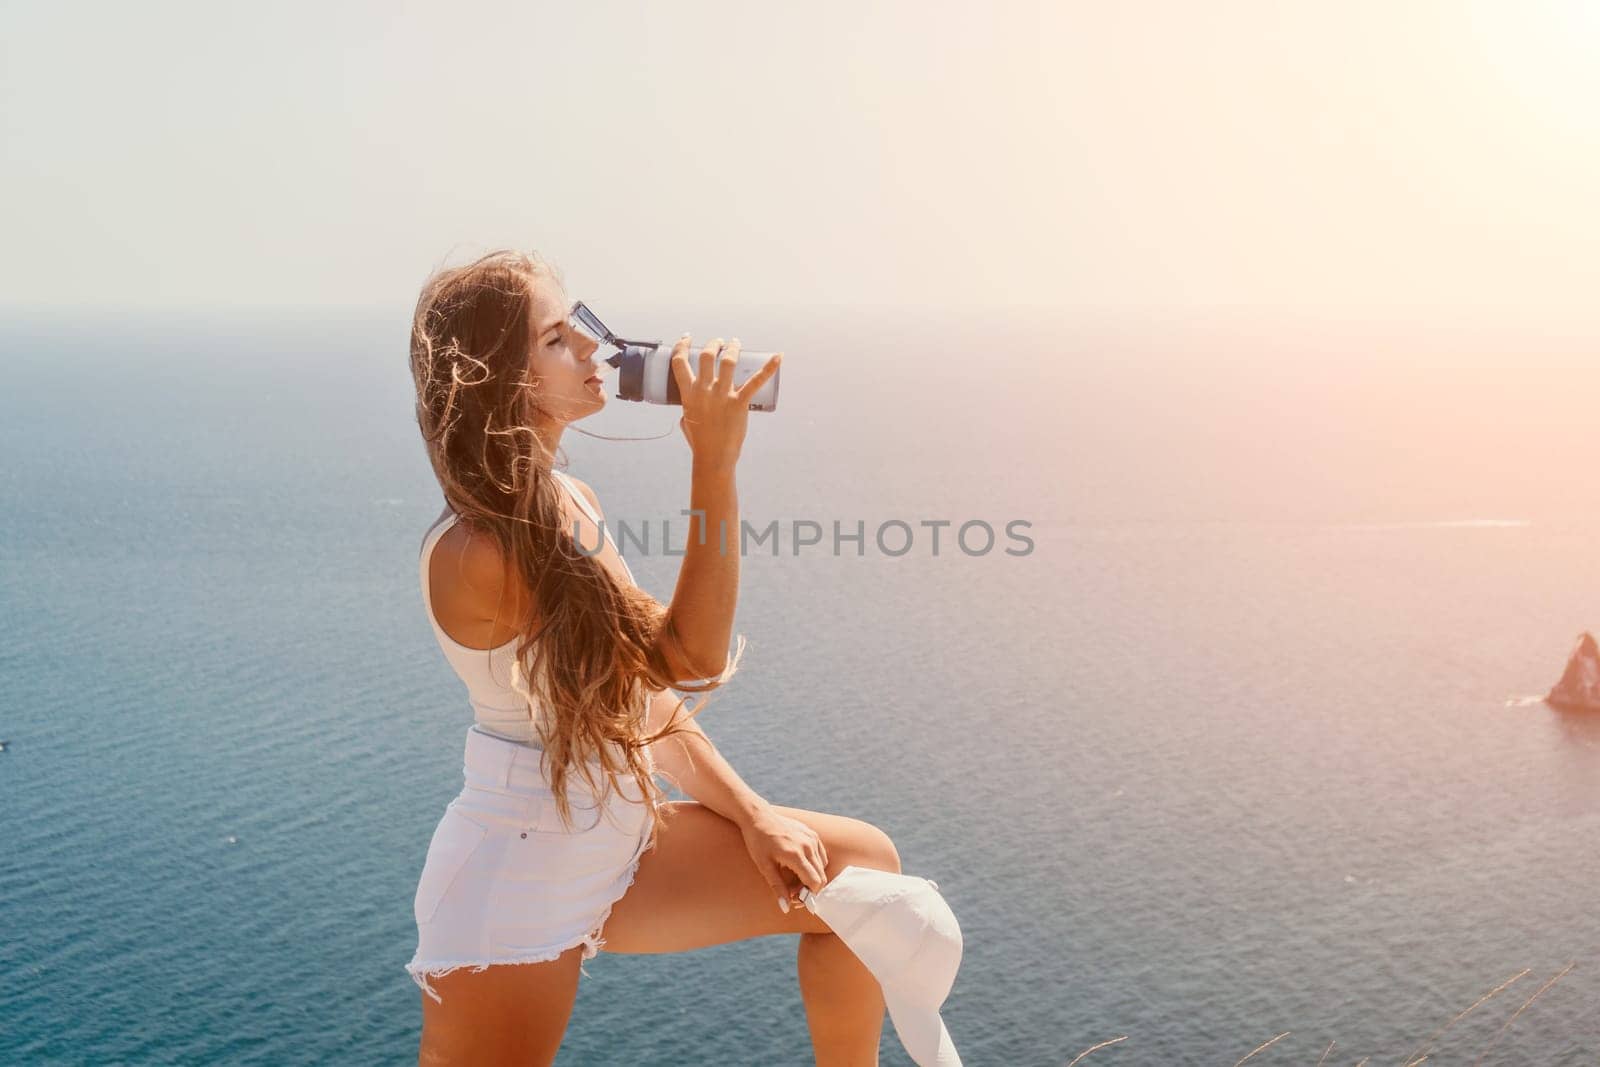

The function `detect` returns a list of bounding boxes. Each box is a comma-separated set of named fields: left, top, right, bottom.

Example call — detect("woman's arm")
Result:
left=643, top=684, right=764, bottom=825
left=655, top=460, right=739, bottom=682
left=643, top=686, right=829, bottom=905
left=648, top=337, right=781, bottom=683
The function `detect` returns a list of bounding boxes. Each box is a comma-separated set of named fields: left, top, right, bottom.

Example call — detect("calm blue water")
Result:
left=3, top=307, right=1598, bottom=1064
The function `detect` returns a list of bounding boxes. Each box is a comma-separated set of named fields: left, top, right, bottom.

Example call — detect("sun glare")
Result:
left=1466, top=0, right=1600, bottom=141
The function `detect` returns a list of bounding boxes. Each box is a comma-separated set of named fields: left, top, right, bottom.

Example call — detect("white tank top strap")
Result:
left=552, top=469, right=635, bottom=585
left=551, top=469, right=601, bottom=525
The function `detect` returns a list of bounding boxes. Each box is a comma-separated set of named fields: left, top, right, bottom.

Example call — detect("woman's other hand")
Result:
left=737, top=801, right=829, bottom=912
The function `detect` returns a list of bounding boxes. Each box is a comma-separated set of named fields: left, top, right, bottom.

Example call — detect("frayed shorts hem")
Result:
left=405, top=831, right=656, bottom=1006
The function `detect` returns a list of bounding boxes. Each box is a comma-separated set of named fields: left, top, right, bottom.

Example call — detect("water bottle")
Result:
left=603, top=341, right=782, bottom=413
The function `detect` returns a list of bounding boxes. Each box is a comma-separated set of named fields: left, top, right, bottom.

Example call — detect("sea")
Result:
left=2, top=305, right=1597, bottom=1064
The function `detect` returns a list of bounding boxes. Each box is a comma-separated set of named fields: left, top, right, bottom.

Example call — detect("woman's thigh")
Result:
left=417, top=945, right=583, bottom=1067
left=597, top=801, right=902, bottom=955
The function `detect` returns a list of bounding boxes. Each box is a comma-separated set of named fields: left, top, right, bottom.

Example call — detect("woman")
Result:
left=405, top=249, right=903, bottom=1066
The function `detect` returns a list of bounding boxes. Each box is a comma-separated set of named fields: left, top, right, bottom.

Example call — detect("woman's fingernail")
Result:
left=778, top=895, right=790, bottom=913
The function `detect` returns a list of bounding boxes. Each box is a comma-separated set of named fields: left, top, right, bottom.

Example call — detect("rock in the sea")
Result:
left=1546, top=631, right=1600, bottom=711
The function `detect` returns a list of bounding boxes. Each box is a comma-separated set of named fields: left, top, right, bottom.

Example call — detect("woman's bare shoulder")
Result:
left=431, top=516, right=524, bottom=634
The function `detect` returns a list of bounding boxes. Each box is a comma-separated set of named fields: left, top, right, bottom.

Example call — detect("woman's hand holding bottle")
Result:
left=670, top=336, right=782, bottom=472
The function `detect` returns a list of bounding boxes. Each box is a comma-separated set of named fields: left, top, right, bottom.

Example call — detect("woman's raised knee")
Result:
left=827, top=818, right=901, bottom=878
left=866, top=823, right=902, bottom=875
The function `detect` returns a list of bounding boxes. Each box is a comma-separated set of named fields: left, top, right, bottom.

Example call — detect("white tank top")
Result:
left=418, top=470, right=635, bottom=746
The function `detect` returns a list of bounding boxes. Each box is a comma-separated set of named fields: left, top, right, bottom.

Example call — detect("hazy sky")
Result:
left=2, top=0, right=1596, bottom=322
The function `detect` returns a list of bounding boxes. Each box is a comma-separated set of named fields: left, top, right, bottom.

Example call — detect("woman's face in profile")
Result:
left=526, top=273, right=605, bottom=422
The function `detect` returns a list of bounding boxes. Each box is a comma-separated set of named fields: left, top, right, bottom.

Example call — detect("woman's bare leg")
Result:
left=416, top=944, right=583, bottom=1067
left=798, top=927, right=890, bottom=1066
left=598, top=801, right=903, bottom=1067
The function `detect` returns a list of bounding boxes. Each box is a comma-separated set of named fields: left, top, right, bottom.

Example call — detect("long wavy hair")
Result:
left=409, top=248, right=743, bottom=849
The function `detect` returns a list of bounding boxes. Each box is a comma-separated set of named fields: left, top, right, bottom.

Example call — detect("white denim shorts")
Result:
left=405, top=725, right=658, bottom=1004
